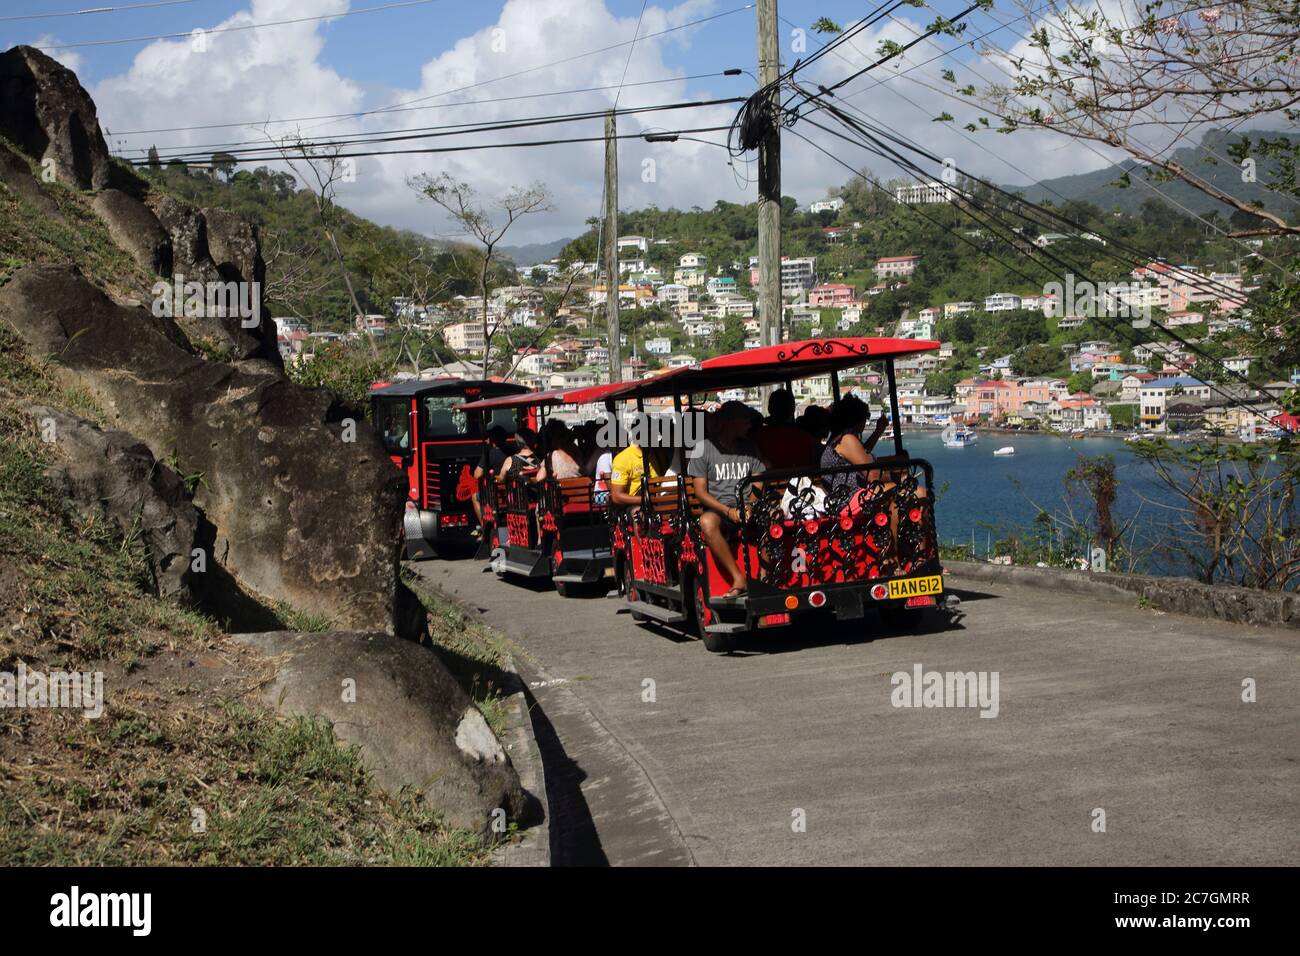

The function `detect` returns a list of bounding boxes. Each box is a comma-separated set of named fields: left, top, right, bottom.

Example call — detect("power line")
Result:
left=787, top=125, right=1048, bottom=291
left=612, top=0, right=650, bottom=111
left=126, top=123, right=733, bottom=165
left=797, top=105, right=1282, bottom=424
left=781, top=8, right=1270, bottom=308
left=1, top=0, right=199, bottom=21
left=804, top=95, right=1254, bottom=314
left=34, top=0, right=441, bottom=51
left=108, top=71, right=740, bottom=140
left=135, top=97, right=744, bottom=163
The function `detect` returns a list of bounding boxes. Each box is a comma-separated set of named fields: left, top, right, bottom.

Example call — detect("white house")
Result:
left=984, top=292, right=1022, bottom=312
left=808, top=197, right=846, bottom=213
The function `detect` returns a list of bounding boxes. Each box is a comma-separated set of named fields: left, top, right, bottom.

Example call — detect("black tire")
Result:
left=690, top=574, right=732, bottom=653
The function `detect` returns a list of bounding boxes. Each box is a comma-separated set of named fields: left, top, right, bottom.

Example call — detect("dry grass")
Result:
left=0, top=327, right=489, bottom=866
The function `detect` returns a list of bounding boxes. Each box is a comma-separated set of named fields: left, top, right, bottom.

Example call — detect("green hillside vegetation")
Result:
left=137, top=161, right=510, bottom=330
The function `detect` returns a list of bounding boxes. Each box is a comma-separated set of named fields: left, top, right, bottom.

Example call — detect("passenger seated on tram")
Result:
left=755, top=388, right=821, bottom=469
left=536, top=419, right=583, bottom=483
left=608, top=443, right=674, bottom=511
left=471, top=424, right=512, bottom=530
left=581, top=424, right=614, bottom=504
left=821, top=396, right=925, bottom=546
left=797, top=403, right=831, bottom=447
left=821, top=395, right=891, bottom=491
left=500, top=426, right=542, bottom=478
left=688, top=401, right=764, bottom=598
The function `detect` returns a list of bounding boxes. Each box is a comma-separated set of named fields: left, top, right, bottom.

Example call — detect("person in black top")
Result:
left=471, top=425, right=512, bottom=530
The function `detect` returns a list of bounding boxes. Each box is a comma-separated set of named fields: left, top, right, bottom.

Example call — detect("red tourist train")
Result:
left=458, top=382, right=629, bottom=594
left=368, top=377, right=529, bottom=558
left=604, top=337, right=947, bottom=652
left=392, top=337, right=952, bottom=652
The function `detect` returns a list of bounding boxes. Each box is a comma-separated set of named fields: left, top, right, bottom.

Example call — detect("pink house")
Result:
left=960, top=377, right=1065, bottom=420
left=808, top=283, right=855, bottom=307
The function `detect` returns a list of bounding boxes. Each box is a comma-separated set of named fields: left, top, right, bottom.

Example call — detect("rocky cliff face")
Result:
left=0, top=44, right=529, bottom=843
left=0, top=44, right=413, bottom=635
left=1, top=264, right=409, bottom=633
left=0, top=45, right=112, bottom=191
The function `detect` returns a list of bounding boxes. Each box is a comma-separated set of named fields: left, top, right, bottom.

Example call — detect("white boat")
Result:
left=993, top=446, right=1015, bottom=456
left=943, top=425, right=978, bottom=447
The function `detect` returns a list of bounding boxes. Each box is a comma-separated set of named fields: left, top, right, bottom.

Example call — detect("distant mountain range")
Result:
left=1005, top=128, right=1298, bottom=219
left=498, top=236, right=574, bottom=268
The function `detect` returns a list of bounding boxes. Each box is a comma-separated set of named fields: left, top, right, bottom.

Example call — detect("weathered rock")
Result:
left=0, top=46, right=111, bottom=191
left=0, top=144, right=60, bottom=216
left=235, top=629, right=530, bottom=839
left=0, top=264, right=418, bottom=637
left=24, top=405, right=202, bottom=604
left=154, top=195, right=218, bottom=282
left=150, top=195, right=280, bottom=366
left=91, top=189, right=172, bottom=275
left=202, top=207, right=264, bottom=286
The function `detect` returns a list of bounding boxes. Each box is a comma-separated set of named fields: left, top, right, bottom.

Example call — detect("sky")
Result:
left=3, top=0, right=1135, bottom=246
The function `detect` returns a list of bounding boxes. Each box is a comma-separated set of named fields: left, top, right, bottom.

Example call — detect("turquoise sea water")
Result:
left=899, top=431, right=1178, bottom=565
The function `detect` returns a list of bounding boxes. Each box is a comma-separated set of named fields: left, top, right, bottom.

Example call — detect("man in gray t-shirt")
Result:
left=688, top=401, right=763, bottom=597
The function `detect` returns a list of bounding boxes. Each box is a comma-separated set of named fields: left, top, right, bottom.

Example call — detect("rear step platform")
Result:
left=624, top=600, right=687, bottom=625
left=708, top=593, right=747, bottom=610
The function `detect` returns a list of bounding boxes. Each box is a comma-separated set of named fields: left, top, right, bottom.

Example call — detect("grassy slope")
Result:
left=0, top=149, right=496, bottom=865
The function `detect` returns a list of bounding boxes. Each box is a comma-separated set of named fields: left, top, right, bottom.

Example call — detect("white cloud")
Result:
left=88, top=0, right=1119, bottom=246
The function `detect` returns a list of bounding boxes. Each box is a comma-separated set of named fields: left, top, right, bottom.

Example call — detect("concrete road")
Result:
left=415, top=561, right=1299, bottom=866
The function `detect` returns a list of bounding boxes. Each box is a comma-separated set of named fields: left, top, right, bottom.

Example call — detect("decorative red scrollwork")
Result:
left=638, top=537, right=669, bottom=585
left=505, top=512, right=530, bottom=547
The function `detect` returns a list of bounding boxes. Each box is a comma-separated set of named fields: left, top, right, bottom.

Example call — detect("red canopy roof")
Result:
left=456, top=388, right=567, bottom=411
left=456, top=380, right=645, bottom=412
left=599, top=337, right=938, bottom=398
left=457, top=338, right=939, bottom=408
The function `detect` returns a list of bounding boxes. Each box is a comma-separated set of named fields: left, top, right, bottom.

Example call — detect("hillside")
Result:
left=0, top=46, right=528, bottom=864
left=1008, top=129, right=1300, bottom=222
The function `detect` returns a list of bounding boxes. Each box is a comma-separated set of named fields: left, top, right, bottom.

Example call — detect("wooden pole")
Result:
left=604, top=110, right=622, bottom=383
left=756, top=0, right=782, bottom=350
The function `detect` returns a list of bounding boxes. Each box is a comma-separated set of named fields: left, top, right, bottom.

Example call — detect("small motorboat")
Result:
left=943, top=424, right=978, bottom=447
left=993, top=446, right=1015, bottom=456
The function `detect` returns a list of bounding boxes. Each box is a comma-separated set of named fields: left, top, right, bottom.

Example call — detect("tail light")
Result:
left=808, top=590, right=826, bottom=608
left=870, top=584, right=888, bottom=601
left=758, top=613, right=790, bottom=628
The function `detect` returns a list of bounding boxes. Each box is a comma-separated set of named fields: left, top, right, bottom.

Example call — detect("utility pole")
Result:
left=604, top=110, right=621, bottom=383
left=756, top=0, right=782, bottom=349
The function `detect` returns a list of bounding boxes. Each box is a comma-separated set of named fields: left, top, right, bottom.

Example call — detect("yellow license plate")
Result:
left=887, top=575, right=943, bottom=600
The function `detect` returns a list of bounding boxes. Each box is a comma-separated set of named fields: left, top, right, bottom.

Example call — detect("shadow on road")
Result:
left=524, top=685, right=610, bottom=867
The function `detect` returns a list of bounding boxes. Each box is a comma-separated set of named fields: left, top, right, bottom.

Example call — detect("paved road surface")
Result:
left=415, top=561, right=1299, bottom=866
